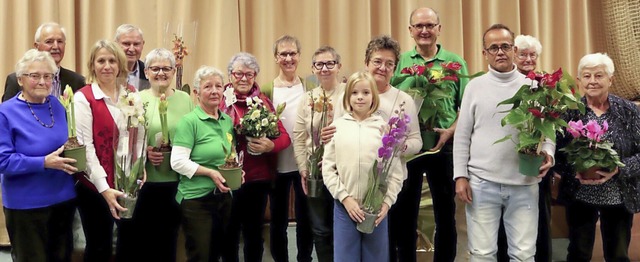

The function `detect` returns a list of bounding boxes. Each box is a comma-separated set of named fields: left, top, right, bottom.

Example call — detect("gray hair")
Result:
left=577, top=53, right=615, bottom=77
left=144, top=48, right=176, bottom=68
left=193, top=65, right=225, bottom=90
left=514, top=35, right=542, bottom=54
left=227, top=52, right=260, bottom=76
left=15, top=49, right=57, bottom=76
left=114, top=24, right=144, bottom=42
left=34, top=22, right=66, bottom=42
left=273, top=35, right=301, bottom=56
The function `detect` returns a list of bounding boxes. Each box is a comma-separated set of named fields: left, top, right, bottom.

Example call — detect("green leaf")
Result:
left=578, top=148, right=593, bottom=158
left=493, top=134, right=513, bottom=144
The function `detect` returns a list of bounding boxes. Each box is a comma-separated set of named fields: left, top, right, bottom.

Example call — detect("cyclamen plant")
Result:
left=362, top=102, right=411, bottom=214
left=561, top=120, right=624, bottom=174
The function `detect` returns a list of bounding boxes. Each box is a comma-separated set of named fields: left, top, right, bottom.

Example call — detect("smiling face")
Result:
left=35, top=26, right=66, bottom=66
left=578, top=65, right=612, bottom=101
left=409, top=8, right=441, bottom=48
left=145, top=59, right=175, bottom=89
left=312, top=52, right=341, bottom=85
left=17, top=61, right=54, bottom=103
left=483, top=28, right=515, bottom=73
left=93, top=48, right=120, bottom=86
left=230, top=63, right=256, bottom=95
left=117, top=31, right=145, bottom=69
left=365, top=49, right=396, bottom=91
left=195, top=74, right=225, bottom=110
left=275, top=41, right=299, bottom=75
left=515, top=47, right=538, bottom=74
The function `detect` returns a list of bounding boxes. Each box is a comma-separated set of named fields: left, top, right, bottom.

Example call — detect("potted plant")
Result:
left=59, top=85, right=86, bottom=171
left=114, top=87, right=148, bottom=219
left=358, top=103, right=411, bottom=233
left=495, top=69, right=585, bottom=176
left=391, top=62, right=475, bottom=149
left=172, top=34, right=190, bottom=94
left=152, top=93, right=171, bottom=172
left=561, top=120, right=624, bottom=179
left=236, top=96, right=285, bottom=155
left=307, top=90, right=332, bottom=198
left=218, top=132, right=244, bottom=190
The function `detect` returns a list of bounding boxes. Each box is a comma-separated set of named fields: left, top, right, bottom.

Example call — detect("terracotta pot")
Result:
left=581, top=166, right=603, bottom=180
left=356, top=211, right=379, bottom=234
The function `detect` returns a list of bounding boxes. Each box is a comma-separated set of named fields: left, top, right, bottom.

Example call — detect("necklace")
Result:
left=275, top=76, right=300, bottom=88
left=26, top=97, right=55, bottom=128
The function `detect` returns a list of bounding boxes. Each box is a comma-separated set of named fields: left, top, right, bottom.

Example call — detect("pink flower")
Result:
left=585, top=120, right=602, bottom=141
left=441, top=62, right=462, bottom=71
left=400, top=65, right=426, bottom=76
left=567, top=120, right=584, bottom=138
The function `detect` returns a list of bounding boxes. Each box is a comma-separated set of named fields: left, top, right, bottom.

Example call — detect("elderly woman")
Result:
left=0, top=49, right=77, bottom=261
left=170, top=66, right=235, bottom=261
left=74, top=40, right=134, bottom=261
left=293, top=45, right=345, bottom=262
left=261, top=35, right=314, bottom=262
left=555, top=53, right=640, bottom=261
left=219, top=52, right=291, bottom=262
left=514, top=35, right=542, bottom=75
left=137, top=48, right=194, bottom=261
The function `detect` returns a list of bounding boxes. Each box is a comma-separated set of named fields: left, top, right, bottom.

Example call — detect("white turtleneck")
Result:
left=453, top=65, right=554, bottom=185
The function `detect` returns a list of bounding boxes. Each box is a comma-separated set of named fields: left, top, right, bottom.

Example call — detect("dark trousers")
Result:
left=269, top=171, right=313, bottom=262
left=4, top=199, right=75, bottom=262
left=135, top=182, right=181, bottom=262
left=307, top=186, right=334, bottom=262
left=390, top=143, right=455, bottom=262
left=181, top=191, right=233, bottom=262
left=497, top=173, right=552, bottom=262
left=225, top=180, right=271, bottom=262
left=566, top=201, right=633, bottom=262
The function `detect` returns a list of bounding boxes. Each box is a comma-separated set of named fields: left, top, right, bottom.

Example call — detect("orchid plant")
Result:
left=496, top=68, right=585, bottom=155
left=115, top=87, right=148, bottom=198
left=362, top=102, right=410, bottom=214
left=560, top=120, right=624, bottom=174
left=237, top=96, right=286, bottom=138
left=307, top=90, right=333, bottom=180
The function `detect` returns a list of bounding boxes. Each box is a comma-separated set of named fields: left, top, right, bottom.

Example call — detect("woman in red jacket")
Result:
left=219, top=52, right=291, bottom=262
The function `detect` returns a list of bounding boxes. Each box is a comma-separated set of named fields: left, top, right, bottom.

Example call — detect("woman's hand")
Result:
left=375, top=203, right=390, bottom=226
left=577, top=167, right=619, bottom=185
left=300, top=170, right=309, bottom=195
left=44, top=146, right=78, bottom=175
left=101, top=188, right=126, bottom=220
left=342, top=196, right=364, bottom=223
left=210, top=169, right=231, bottom=192
left=147, top=146, right=164, bottom=166
left=247, top=137, right=275, bottom=153
left=320, top=126, right=336, bottom=144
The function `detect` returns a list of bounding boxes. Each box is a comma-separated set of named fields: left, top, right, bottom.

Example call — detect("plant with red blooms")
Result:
left=391, top=62, right=466, bottom=130
left=495, top=68, right=585, bottom=155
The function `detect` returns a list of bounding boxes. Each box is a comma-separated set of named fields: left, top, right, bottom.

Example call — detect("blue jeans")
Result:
left=466, top=175, right=539, bottom=262
left=333, top=201, right=389, bottom=262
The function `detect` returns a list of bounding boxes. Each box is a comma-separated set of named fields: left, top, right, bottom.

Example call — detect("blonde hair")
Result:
left=343, top=71, right=380, bottom=116
left=86, top=40, right=128, bottom=83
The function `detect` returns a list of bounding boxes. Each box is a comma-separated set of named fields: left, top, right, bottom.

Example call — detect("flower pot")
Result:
left=246, top=136, right=264, bottom=156
left=63, top=145, right=87, bottom=172
left=518, top=153, right=545, bottom=177
left=218, top=166, right=242, bottom=190
left=117, top=194, right=138, bottom=219
left=154, top=151, right=172, bottom=173
left=356, top=211, right=379, bottom=234
left=306, top=177, right=324, bottom=198
left=580, top=166, right=603, bottom=180
left=421, top=131, right=439, bottom=150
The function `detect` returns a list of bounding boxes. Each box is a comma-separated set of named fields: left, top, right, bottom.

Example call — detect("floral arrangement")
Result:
left=390, top=62, right=464, bottom=130
left=172, top=34, right=190, bottom=93
left=496, top=68, right=585, bottom=155
left=560, top=120, right=624, bottom=178
left=115, top=87, right=148, bottom=200
left=237, top=96, right=286, bottom=138
left=362, top=102, right=410, bottom=214
left=221, top=132, right=243, bottom=168
left=59, top=85, right=81, bottom=146
left=308, top=90, right=333, bottom=180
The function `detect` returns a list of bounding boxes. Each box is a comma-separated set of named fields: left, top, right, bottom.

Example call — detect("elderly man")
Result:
left=2, top=22, right=85, bottom=102
left=454, top=24, right=553, bottom=261
left=114, top=24, right=149, bottom=91
left=390, top=7, right=468, bottom=262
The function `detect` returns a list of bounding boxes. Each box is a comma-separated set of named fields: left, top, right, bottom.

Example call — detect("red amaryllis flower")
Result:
left=400, top=64, right=426, bottom=76
left=528, top=108, right=544, bottom=118
left=442, top=62, right=462, bottom=71
left=542, top=68, right=563, bottom=88
left=442, top=75, right=458, bottom=82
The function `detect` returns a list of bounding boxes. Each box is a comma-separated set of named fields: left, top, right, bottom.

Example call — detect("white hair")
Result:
left=15, top=49, right=57, bottom=76
left=144, top=48, right=176, bottom=68
left=227, top=52, right=260, bottom=76
left=577, top=53, right=615, bottom=76
left=114, top=24, right=144, bottom=42
left=192, top=66, right=225, bottom=90
left=514, top=35, right=542, bottom=54
left=34, top=22, right=66, bottom=42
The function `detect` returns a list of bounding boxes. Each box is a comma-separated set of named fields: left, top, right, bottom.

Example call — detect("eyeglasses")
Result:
left=370, top=59, right=396, bottom=69
left=277, top=51, right=298, bottom=59
left=485, top=44, right=514, bottom=55
left=148, top=66, right=174, bottom=74
left=22, top=73, right=54, bottom=82
left=312, top=60, right=338, bottom=70
left=517, top=52, right=538, bottom=60
left=411, top=23, right=439, bottom=31
left=231, top=71, right=256, bottom=80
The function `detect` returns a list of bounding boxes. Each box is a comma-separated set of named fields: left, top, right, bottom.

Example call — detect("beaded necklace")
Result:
left=25, top=97, right=55, bottom=128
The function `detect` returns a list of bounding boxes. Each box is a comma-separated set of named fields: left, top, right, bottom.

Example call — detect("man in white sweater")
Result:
left=453, top=24, right=553, bottom=262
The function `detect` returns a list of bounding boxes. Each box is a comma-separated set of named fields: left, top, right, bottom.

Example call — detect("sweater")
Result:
left=322, top=114, right=404, bottom=207
left=453, top=65, right=554, bottom=185
left=0, top=95, right=76, bottom=209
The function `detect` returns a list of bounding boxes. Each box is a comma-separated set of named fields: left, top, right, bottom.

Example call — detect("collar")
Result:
left=129, top=62, right=139, bottom=76
left=91, top=83, right=108, bottom=100
left=487, top=64, right=521, bottom=82
left=195, top=106, right=227, bottom=121
left=409, top=44, right=443, bottom=62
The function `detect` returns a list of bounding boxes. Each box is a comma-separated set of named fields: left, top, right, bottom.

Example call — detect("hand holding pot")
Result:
left=147, top=146, right=164, bottom=166
left=45, top=145, right=78, bottom=175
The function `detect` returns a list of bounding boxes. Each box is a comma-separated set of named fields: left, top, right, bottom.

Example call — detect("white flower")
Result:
left=250, top=110, right=261, bottom=120
left=253, top=96, right=263, bottom=105
left=261, top=118, right=269, bottom=126
left=223, top=87, right=237, bottom=106
left=246, top=97, right=253, bottom=106
left=255, top=124, right=261, bottom=131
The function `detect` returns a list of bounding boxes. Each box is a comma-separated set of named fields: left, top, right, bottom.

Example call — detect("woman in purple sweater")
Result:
left=0, top=49, right=78, bottom=261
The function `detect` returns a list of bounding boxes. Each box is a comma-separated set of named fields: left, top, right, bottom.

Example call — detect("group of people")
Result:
left=0, top=6, right=639, bottom=262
